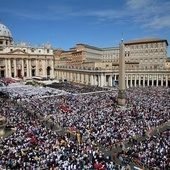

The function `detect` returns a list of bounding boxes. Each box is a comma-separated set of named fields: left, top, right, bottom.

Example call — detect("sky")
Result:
left=0, top=0, right=170, bottom=56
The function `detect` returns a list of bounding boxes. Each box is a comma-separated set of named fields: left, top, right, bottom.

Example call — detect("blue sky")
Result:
left=0, top=0, right=170, bottom=56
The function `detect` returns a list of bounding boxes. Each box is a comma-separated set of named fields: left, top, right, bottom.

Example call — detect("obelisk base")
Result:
left=118, top=89, right=126, bottom=106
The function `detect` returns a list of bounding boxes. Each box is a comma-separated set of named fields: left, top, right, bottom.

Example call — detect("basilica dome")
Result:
left=0, top=21, right=12, bottom=38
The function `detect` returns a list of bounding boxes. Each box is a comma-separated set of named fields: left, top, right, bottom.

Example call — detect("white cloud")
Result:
left=126, top=0, right=152, bottom=9
left=142, top=15, right=170, bottom=29
left=1, top=0, right=170, bottom=31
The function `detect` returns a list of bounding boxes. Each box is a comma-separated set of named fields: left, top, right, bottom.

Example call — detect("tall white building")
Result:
left=0, top=21, right=55, bottom=79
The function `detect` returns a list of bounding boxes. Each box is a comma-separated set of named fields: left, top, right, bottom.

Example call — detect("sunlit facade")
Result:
left=0, top=21, right=170, bottom=87
left=54, top=39, right=170, bottom=87
left=0, top=21, right=55, bottom=79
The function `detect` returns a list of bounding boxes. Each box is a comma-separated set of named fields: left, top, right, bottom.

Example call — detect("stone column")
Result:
left=130, top=74, right=133, bottom=87
left=5, top=59, right=8, bottom=77
left=134, top=74, right=137, bottom=87
left=138, top=75, right=141, bottom=87
left=26, top=59, right=29, bottom=77
left=21, top=59, right=24, bottom=77
left=90, top=74, right=93, bottom=85
left=147, top=74, right=150, bottom=86
left=109, top=75, right=112, bottom=86
left=13, top=59, right=17, bottom=77
left=36, top=59, right=38, bottom=76
left=29, top=60, right=32, bottom=78
left=161, top=75, right=163, bottom=86
left=156, top=75, right=159, bottom=86
left=8, top=59, right=11, bottom=77
left=100, top=74, right=104, bottom=87
left=118, top=43, right=126, bottom=106
left=143, top=75, right=145, bottom=87
left=165, top=75, right=168, bottom=87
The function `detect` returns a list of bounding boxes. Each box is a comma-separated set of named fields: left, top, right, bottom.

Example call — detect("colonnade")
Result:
left=55, top=69, right=170, bottom=87
left=3, top=58, right=54, bottom=78
left=126, top=73, right=169, bottom=87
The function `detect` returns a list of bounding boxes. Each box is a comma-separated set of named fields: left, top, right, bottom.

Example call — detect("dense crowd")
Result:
left=45, top=82, right=110, bottom=94
left=123, top=130, right=169, bottom=170
left=0, top=83, right=169, bottom=170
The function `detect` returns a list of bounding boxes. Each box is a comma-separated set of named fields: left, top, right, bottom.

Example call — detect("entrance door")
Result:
left=47, top=66, right=51, bottom=77
left=18, top=69, right=21, bottom=78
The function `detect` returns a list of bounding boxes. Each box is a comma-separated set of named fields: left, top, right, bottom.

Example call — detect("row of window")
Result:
left=9, top=48, right=50, bottom=53
left=129, top=42, right=165, bottom=49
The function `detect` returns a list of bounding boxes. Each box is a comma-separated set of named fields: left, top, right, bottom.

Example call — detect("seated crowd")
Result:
left=0, top=83, right=169, bottom=170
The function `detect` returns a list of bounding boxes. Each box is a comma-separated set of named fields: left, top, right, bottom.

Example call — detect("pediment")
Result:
left=7, top=49, right=29, bottom=55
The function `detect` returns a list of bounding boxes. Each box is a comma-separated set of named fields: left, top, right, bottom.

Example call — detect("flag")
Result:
left=61, top=105, right=69, bottom=112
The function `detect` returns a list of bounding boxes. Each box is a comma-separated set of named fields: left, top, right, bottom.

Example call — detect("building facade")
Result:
left=55, top=39, right=170, bottom=87
left=0, top=21, right=55, bottom=79
left=0, top=21, right=170, bottom=87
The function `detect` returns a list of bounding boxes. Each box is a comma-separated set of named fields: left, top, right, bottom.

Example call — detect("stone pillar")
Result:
left=27, top=59, right=29, bottom=78
left=100, top=74, right=104, bottom=87
left=161, top=75, right=163, bottom=86
left=21, top=59, right=24, bottom=77
left=29, top=60, right=32, bottom=78
left=134, top=75, right=137, bottom=87
left=5, top=59, right=8, bottom=77
left=143, top=75, right=145, bottom=87
left=36, top=59, right=39, bottom=76
left=8, top=59, right=11, bottom=77
left=90, top=74, right=94, bottom=85
left=118, top=43, right=126, bottom=106
left=130, top=74, right=133, bottom=87
left=165, top=75, right=168, bottom=87
left=14, top=59, right=17, bottom=77
left=156, top=75, right=159, bottom=86
left=138, top=75, right=141, bottom=87
left=109, top=75, right=112, bottom=86
left=147, top=74, right=150, bottom=86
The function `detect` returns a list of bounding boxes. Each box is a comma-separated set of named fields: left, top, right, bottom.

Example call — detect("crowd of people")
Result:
left=45, top=82, right=110, bottom=94
left=122, top=130, right=169, bottom=170
left=0, top=82, right=169, bottom=170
